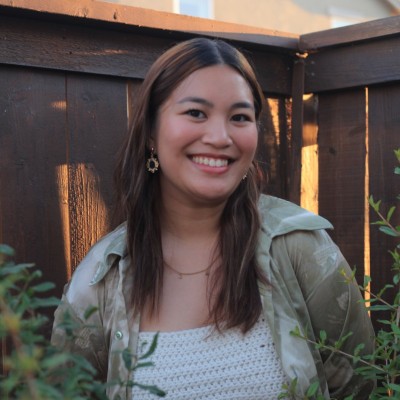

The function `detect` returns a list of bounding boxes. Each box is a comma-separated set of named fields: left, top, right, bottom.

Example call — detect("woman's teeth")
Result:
left=192, top=156, right=228, bottom=167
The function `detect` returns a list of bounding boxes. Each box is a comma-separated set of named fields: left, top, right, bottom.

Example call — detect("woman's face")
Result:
left=153, top=64, right=258, bottom=207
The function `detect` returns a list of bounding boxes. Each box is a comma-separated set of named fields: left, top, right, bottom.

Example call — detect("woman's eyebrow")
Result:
left=230, top=101, right=254, bottom=111
left=178, top=97, right=213, bottom=107
left=178, top=97, right=254, bottom=111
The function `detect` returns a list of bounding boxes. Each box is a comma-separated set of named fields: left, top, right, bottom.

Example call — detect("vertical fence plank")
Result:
left=368, top=85, right=400, bottom=310
left=258, top=96, right=290, bottom=199
left=318, top=90, right=366, bottom=283
left=0, top=66, right=68, bottom=348
left=66, top=74, right=128, bottom=272
left=0, top=66, right=68, bottom=286
left=301, top=94, right=319, bottom=214
left=288, top=58, right=305, bottom=205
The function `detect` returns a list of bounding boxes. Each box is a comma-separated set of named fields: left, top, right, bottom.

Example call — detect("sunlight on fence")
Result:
left=300, top=94, right=318, bottom=215
left=56, top=163, right=110, bottom=279
left=364, top=87, right=371, bottom=305
left=56, top=164, right=72, bottom=280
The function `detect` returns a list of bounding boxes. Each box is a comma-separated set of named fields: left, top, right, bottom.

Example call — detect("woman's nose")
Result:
left=201, top=118, right=233, bottom=147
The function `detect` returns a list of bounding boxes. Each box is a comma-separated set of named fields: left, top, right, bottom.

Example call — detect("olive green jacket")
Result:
left=51, top=195, right=375, bottom=399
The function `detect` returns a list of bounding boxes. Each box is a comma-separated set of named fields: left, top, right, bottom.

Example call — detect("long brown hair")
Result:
left=114, top=37, right=267, bottom=332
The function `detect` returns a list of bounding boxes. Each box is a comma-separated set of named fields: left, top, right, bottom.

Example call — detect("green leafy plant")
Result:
left=120, top=334, right=166, bottom=397
left=287, top=148, right=400, bottom=399
left=0, top=245, right=165, bottom=399
left=0, top=244, right=108, bottom=399
left=365, top=148, right=400, bottom=398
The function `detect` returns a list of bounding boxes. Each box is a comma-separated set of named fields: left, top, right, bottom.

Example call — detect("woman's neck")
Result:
left=160, top=196, right=225, bottom=240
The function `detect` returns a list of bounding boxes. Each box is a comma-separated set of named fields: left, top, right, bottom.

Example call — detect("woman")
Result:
left=52, top=38, right=375, bottom=399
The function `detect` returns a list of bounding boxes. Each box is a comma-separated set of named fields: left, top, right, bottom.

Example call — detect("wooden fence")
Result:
left=0, top=0, right=399, bottom=331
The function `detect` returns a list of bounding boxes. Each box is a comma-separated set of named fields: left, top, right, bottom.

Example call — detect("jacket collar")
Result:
left=258, top=194, right=332, bottom=239
left=91, top=195, right=332, bottom=285
left=89, top=222, right=128, bottom=285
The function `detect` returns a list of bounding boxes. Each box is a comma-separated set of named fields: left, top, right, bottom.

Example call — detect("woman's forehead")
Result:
left=165, top=65, right=253, bottom=104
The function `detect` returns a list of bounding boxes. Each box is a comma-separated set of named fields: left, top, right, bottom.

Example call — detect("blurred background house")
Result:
left=103, top=0, right=400, bottom=33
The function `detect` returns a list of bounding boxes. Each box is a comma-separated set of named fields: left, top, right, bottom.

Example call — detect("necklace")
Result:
left=164, top=259, right=215, bottom=279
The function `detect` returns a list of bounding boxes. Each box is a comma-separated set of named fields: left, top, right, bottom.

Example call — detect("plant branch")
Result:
left=0, top=296, right=40, bottom=400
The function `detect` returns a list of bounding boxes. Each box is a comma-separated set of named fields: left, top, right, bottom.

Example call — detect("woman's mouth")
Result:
left=191, top=156, right=229, bottom=167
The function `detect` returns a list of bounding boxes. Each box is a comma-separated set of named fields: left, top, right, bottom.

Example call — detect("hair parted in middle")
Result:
left=115, top=37, right=268, bottom=332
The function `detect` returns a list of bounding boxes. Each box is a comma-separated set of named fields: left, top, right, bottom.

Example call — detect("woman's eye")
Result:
left=186, top=109, right=205, bottom=118
left=232, top=114, right=251, bottom=122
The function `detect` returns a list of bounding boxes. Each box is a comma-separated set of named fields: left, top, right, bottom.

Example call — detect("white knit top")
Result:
left=132, top=317, right=287, bottom=399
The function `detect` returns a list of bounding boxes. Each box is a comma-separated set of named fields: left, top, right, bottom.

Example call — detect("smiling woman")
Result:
left=154, top=65, right=258, bottom=206
left=51, top=38, right=375, bottom=400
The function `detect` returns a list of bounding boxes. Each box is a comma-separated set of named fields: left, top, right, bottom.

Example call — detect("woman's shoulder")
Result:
left=257, top=194, right=332, bottom=238
left=67, top=223, right=128, bottom=295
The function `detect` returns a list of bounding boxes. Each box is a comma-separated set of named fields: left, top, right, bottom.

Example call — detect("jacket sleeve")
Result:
left=284, top=229, right=375, bottom=399
left=51, top=257, right=118, bottom=382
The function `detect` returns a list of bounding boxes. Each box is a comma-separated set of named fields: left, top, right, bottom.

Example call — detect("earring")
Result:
left=146, top=148, right=159, bottom=173
left=242, top=173, right=248, bottom=180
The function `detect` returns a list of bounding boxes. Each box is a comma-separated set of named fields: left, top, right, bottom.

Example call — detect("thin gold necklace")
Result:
left=164, top=259, right=215, bottom=279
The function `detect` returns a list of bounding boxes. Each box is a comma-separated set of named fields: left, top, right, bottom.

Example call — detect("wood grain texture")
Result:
left=317, top=90, right=367, bottom=284
left=288, top=58, right=305, bottom=205
left=300, top=15, right=400, bottom=52
left=257, top=96, right=289, bottom=199
left=66, top=74, right=127, bottom=272
left=0, top=66, right=68, bottom=290
left=0, top=15, right=174, bottom=81
left=0, top=14, right=294, bottom=96
left=368, top=85, right=400, bottom=312
left=301, top=94, right=319, bottom=214
left=304, top=36, right=400, bottom=93
left=0, top=0, right=299, bottom=50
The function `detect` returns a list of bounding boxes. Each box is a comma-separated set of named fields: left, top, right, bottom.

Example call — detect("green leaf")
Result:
left=391, top=323, right=400, bottom=336
left=371, top=220, right=387, bottom=226
left=83, top=306, right=99, bottom=320
left=0, top=244, right=15, bottom=257
left=334, top=331, right=353, bottom=349
left=140, top=332, right=159, bottom=360
left=394, top=148, right=400, bottom=162
left=135, top=361, right=154, bottom=369
left=31, top=282, right=56, bottom=293
left=363, top=275, right=371, bottom=288
left=132, top=382, right=166, bottom=397
left=122, top=348, right=132, bottom=370
left=379, top=226, right=400, bottom=237
left=369, top=196, right=381, bottom=212
left=0, top=263, right=35, bottom=276
left=354, top=343, right=365, bottom=356
left=367, top=305, right=394, bottom=311
left=306, top=381, right=320, bottom=397
left=386, top=206, right=396, bottom=222
left=395, top=166, right=400, bottom=175
left=30, top=296, right=60, bottom=309
left=290, top=325, right=301, bottom=337
left=41, top=353, right=70, bottom=369
left=387, top=383, right=400, bottom=391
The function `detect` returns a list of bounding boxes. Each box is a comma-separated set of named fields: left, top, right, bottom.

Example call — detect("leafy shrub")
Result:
left=0, top=245, right=165, bottom=399
left=286, top=149, right=400, bottom=399
left=0, top=244, right=108, bottom=399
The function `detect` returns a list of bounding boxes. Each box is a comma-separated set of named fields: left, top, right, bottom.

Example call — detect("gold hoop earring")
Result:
left=146, top=148, right=159, bottom=173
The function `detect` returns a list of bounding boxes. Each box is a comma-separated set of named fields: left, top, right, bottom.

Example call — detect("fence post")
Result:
left=288, top=54, right=306, bottom=204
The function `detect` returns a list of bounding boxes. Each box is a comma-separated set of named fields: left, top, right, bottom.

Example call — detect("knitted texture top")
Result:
left=132, top=317, right=288, bottom=399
